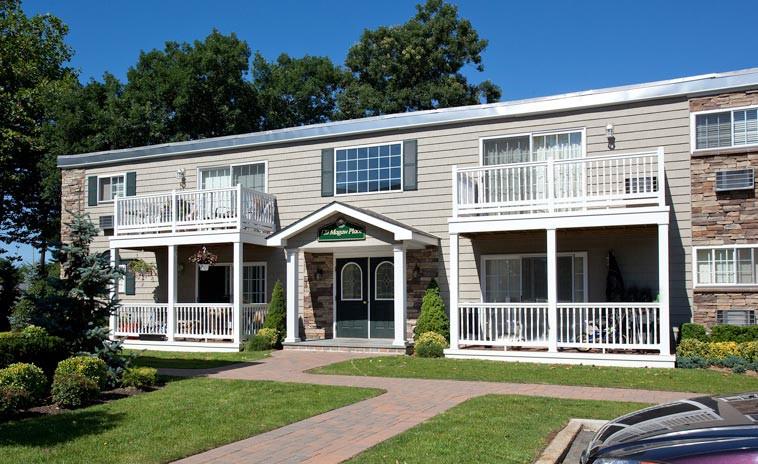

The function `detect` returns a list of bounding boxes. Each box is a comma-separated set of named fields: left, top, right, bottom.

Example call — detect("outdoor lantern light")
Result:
left=315, top=267, right=323, bottom=280
left=412, top=264, right=421, bottom=279
left=176, top=169, right=186, bottom=189
left=606, top=123, right=616, bottom=150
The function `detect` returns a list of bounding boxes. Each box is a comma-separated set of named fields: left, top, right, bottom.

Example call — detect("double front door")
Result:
left=335, top=257, right=395, bottom=338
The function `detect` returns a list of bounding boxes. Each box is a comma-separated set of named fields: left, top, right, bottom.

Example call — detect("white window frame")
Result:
left=96, top=173, right=127, bottom=204
left=480, top=252, right=588, bottom=303
left=479, top=128, right=587, bottom=166
left=196, top=161, right=268, bottom=192
left=693, top=244, right=758, bottom=287
left=340, top=261, right=363, bottom=301
left=373, top=260, right=394, bottom=301
left=193, top=261, right=267, bottom=302
left=691, top=105, right=758, bottom=152
left=334, top=141, right=404, bottom=196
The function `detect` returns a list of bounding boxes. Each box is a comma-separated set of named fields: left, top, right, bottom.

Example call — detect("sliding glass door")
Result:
left=482, top=253, right=586, bottom=303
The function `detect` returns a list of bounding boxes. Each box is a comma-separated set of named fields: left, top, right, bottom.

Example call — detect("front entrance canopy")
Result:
left=267, top=202, right=439, bottom=347
left=266, top=201, right=438, bottom=249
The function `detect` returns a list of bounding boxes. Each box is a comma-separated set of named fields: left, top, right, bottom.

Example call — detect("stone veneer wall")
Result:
left=690, top=92, right=758, bottom=326
left=60, top=169, right=85, bottom=244
left=301, top=246, right=439, bottom=341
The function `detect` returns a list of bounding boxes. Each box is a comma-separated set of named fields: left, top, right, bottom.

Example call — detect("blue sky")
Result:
left=15, top=0, right=758, bottom=262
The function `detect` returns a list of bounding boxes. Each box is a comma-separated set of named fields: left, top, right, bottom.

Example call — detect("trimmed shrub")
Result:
left=263, top=281, right=286, bottom=345
left=51, top=373, right=99, bottom=408
left=0, top=385, right=29, bottom=417
left=710, top=324, right=758, bottom=343
left=121, top=367, right=157, bottom=389
left=0, top=362, right=46, bottom=407
left=676, top=356, right=710, bottom=369
left=246, top=328, right=277, bottom=351
left=679, top=323, right=708, bottom=342
left=21, top=325, right=48, bottom=338
left=55, top=356, right=108, bottom=390
left=707, top=341, right=740, bottom=360
left=414, top=279, right=449, bottom=342
left=415, top=331, right=447, bottom=358
left=676, top=338, right=709, bottom=359
left=737, top=341, right=758, bottom=363
left=0, top=332, right=68, bottom=376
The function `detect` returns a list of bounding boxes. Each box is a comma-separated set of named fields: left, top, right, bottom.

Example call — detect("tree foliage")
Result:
left=0, top=258, right=21, bottom=331
left=338, top=0, right=500, bottom=118
left=263, top=280, right=286, bottom=345
left=414, top=279, right=449, bottom=341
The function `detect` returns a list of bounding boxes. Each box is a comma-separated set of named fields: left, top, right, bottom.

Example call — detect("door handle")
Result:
left=363, top=301, right=367, bottom=304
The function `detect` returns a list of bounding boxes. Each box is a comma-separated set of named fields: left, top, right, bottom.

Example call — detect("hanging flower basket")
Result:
left=189, top=246, right=218, bottom=271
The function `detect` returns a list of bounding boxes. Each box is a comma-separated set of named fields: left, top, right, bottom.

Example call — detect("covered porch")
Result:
left=267, top=202, right=439, bottom=351
left=447, top=208, right=675, bottom=367
left=108, top=235, right=276, bottom=352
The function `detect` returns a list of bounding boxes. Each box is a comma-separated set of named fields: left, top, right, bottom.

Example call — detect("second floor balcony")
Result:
left=452, top=148, right=665, bottom=218
left=113, top=185, right=276, bottom=237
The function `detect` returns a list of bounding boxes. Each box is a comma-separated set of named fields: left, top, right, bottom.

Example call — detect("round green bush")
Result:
left=414, top=280, right=449, bottom=342
left=737, top=341, right=758, bottom=363
left=676, top=338, right=709, bottom=359
left=415, top=331, right=447, bottom=358
left=0, top=385, right=30, bottom=417
left=20, top=325, right=48, bottom=338
left=679, top=323, right=708, bottom=342
left=121, top=367, right=157, bottom=389
left=676, top=356, right=709, bottom=369
left=257, top=328, right=278, bottom=346
left=0, top=362, right=47, bottom=407
left=245, top=334, right=273, bottom=351
left=51, top=372, right=99, bottom=408
left=55, top=356, right=108, bottom=390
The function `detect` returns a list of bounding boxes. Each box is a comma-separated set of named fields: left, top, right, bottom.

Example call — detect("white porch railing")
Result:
left=456, top=302, right=662, bottom=352
left=114, top=186, right=276, bottom=236
left=453, top=148, right=664, bottom=217
left=557, top=303, right=660, bottom=350
left=458, top=303, right=550, bottom=347
left=241, top=303, right=268, bottom=337
left=113, top=302, right=269, bottom=342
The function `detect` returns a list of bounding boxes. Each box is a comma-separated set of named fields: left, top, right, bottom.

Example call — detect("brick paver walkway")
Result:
left=168, top=351, right=694, bottom=464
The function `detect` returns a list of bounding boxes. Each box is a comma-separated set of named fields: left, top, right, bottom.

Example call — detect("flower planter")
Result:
left=199, top=264, right=210, bottom=271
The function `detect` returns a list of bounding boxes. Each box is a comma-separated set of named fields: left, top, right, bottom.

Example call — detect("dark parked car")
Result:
left=582, top=393, right=758, bottom=464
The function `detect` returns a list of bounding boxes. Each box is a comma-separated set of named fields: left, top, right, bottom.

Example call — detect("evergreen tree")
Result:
left=0, top=258, right=21, bottom=331
left=263, top=280, right=286, bottom=344
left=414, top=279, right=449, bottom=341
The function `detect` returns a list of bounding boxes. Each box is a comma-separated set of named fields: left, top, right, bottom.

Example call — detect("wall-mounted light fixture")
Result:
left=412, top=264, right=421, bottom=280
left=176, top=169, right=186, bottom=189
left=315, top=267, right=323, bottom=280
left=606, top=124, right=616, bottom=150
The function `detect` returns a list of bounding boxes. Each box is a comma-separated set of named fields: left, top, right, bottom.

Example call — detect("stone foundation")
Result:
left=693, top=291, right=758, bottom=327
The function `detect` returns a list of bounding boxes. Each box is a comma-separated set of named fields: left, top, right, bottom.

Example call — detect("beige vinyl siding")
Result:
left=73, top=98, right=693, bottom=323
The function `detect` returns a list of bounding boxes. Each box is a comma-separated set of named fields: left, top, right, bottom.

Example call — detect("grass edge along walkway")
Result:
left=0, top=377, right=380, bottom=464
left=346, top=394, right=648, bottom=464
left=311, top=355, right=758, bottom=395
left=127, top=349, right=270, bottom=369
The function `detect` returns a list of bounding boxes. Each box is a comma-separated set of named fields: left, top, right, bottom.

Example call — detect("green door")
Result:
left=336, top=258, right=368, bottom=338
left=370, top=258, right=395, bottom=338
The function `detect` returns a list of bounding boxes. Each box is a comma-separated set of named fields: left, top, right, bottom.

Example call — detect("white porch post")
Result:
left=658, top=223, right=671, bottom=356
left=109, top=246, right=118, bottom=337
left=284, top=248, right=300, bottom=343
left=167, top=245, right=177, bottom=342
left=546, top=228, right=558, bottom=352
left=393, top=243, right=407, bottom=347
left=449, top=233, right=459, bottom=350
left=232, top=241, right=243, bottom=346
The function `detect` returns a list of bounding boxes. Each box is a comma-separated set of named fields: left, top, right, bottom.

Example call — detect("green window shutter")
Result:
left=125, top=172, right=137, bottom=196
left=87, top=175, right=98, bottom=206
left=321, top=148, right=334, bottom=197
left=124, top=261, right=136, bottom=295
left=403, top=140, right=418, bottom=191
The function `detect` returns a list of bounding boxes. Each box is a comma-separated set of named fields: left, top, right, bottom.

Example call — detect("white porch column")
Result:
left=449, top=233, right=459, bottom=350
left=232, top=241, right=243, bottom=346
left=658, top=223, right=671, bottom=356
left=284, top=248, right=300, bottom=343
left=546, top=228, right=558, bottom=352
left=167, top=245, right=177, bottom=342
left=393, top=243, right=407, bottom=347
left=109, top=246, right=118, bottom=337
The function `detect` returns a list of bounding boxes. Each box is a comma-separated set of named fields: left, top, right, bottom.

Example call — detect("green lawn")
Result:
left=0, top=378, right=379, bottom=464
left=127, top=349, right=269, bottom=369
left=347, top=395, right=646, bottom=464
left=313, top=356, right=758, bottom=395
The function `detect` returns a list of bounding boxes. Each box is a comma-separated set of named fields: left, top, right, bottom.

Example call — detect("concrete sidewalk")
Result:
left=169, top=351, right=693, bottom=464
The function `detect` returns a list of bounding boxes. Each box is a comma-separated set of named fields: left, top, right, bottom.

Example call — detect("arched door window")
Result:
left=374, top=261, right=394, bottom=300
left=341, top=262, right=363, bottom=300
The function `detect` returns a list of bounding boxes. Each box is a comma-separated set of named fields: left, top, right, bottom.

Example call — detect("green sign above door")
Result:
left=318, top=221, right=366, bottom=242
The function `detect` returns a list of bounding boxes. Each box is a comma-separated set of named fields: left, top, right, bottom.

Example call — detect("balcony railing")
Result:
left=455, top=302, right=662, bottom=352
left=114, top=185, right=276, bottom=236
left=114, top=303, right=268, bottom=341
left=453, top=148, right=665, bottom=217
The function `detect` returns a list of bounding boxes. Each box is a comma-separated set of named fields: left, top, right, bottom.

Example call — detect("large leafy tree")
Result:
left=0, top=0, right=73, bottom=262
left=339, top=0, right=500, bottom=118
